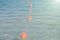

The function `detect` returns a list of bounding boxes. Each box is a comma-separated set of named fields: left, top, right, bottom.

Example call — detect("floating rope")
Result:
left=20, top=0, right=32, bottom=40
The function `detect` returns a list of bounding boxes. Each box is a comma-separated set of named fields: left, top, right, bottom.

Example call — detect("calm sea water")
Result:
left=0, top=0, right=60, bottom=40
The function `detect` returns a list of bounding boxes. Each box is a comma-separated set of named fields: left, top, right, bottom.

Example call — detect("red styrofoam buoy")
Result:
left=27, top=17, right=32, bottom=22
left=20, top=32, right=28, bottom=39
left=30, top=3, right=32, bottom=8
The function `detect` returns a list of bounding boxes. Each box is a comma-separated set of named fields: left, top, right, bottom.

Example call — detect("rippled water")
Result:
left=0, top=0, right=60, bottom=40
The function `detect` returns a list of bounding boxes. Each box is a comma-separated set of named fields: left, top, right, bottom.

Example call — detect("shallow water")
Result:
left=0, top=0, right=60, bottom=40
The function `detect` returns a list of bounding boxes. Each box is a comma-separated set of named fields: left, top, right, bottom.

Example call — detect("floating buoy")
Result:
left=30, top=3, right=32, bottom=9
left=27, top=17, right=32, bottom=22
left=20, top=32, right=28, bottom=39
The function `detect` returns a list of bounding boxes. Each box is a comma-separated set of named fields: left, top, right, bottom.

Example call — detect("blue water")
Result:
left=0, top=0, right=60, bottom=40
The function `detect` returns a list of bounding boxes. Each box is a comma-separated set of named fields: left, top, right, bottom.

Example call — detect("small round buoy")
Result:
left=20, top=32, right=28, bottom=39
left=27, top=17, right=32, bottom=22
left=30, top=3, right=32, bottom=8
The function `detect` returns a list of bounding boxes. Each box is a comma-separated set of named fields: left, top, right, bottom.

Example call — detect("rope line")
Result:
left=25, top=0, right=32, bottom=32
left=20, top=0, right=32, bottom=40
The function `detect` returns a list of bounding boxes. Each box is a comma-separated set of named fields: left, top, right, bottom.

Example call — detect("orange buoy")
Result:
left=20, top=32, right=28, bottom=39
left=30, top=3, right=32, bottom=9
left=27, top=17, right=32, bottom=22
